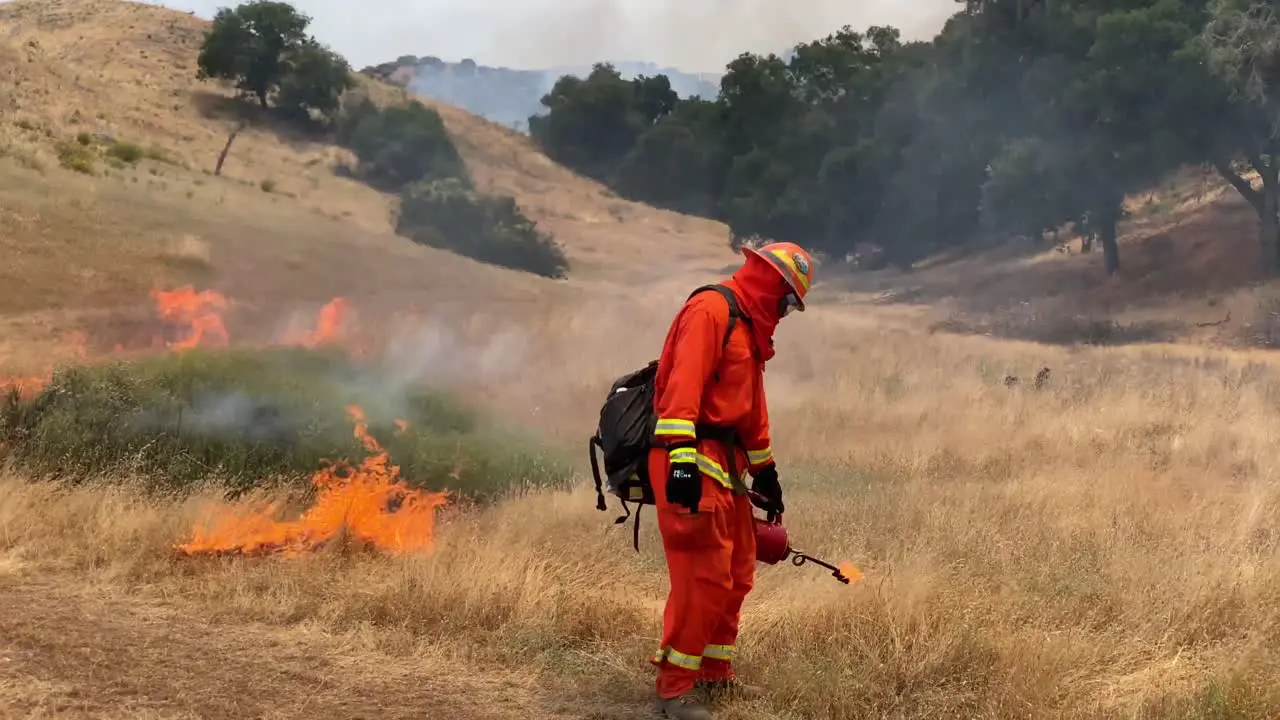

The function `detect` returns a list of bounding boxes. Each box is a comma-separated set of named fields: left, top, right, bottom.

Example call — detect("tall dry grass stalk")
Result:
left=5, top=294, right=1280, bottom=717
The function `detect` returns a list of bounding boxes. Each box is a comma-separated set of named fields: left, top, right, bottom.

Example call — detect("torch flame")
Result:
left=837, top=562, right=864, bottom=584
left=176, top=405, right=450, bottom=557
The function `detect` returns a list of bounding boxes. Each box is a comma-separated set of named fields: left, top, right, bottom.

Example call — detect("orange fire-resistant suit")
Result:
left=647, top=242, right=814, bottom=701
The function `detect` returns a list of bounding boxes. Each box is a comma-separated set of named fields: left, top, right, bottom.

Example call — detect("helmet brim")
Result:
left=743, top=246, right=807, bottom=310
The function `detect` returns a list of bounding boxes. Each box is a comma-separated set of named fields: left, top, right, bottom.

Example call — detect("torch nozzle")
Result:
left=790, top=551, right=852, bottom=584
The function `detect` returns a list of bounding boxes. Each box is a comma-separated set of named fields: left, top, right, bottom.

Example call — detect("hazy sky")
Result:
left=150, top=0, right=957, bottom=73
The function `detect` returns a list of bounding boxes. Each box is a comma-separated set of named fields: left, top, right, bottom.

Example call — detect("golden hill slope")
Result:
left=0, top=0, right=738, bottom=379
left=0, top=0, right=734, bottom=287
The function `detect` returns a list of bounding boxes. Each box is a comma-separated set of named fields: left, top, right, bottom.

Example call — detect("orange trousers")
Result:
left=647, top=446, right=757, bottom=700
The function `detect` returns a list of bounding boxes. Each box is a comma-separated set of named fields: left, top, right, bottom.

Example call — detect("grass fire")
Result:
left=176, top=405, right=451, bottom=557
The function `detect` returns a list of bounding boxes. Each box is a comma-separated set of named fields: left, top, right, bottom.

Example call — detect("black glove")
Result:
left=666, top=442, right=701, bottom=513
left=750, top=462, right=784, bottom=516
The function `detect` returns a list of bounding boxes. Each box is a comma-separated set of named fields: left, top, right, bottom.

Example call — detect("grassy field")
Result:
left=2, top=1, right=1280, bottom=718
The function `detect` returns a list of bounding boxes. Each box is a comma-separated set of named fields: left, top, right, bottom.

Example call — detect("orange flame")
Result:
left=176, top=405, right=450, bottom=557
left=0, top=331, right=91, bottom=399
left=0, top=287, right=355, bottom=399
left=150, top=286, right=229, bottom=350
left=285, top=297, right=349, bottom=347
left=837, top=562, right=864, bottom=584
left=0, top=372, right=52, bottom=400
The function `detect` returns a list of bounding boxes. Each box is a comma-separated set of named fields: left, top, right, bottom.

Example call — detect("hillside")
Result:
left=0, top=0, right=733, bottom=289
left=362, top=55, right=720, bottom=131
left=2, top=1, right=1280, bottom=719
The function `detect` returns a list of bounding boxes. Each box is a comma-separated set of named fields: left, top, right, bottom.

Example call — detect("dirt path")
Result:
left=0, top=572, right=584, bottom=720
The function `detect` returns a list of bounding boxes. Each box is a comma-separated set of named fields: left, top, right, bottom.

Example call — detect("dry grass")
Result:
left=0, top=0, right=1279, bottom=717
left=6, top=300, right=1280, bottom=717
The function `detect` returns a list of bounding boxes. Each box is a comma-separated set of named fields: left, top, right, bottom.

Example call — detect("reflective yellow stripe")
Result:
left=747, top=447, right=773, bottom=466
left=655, top=418, right=696, bottom=438
left=668, top=447, right=697, bottom=463
left=654, top=647, right=702, bottom=671
left=764, top=248, right=812, bottom=291
left=695, top=453, right=736, bottom=489
left=704, top=644, right=734, bottom=661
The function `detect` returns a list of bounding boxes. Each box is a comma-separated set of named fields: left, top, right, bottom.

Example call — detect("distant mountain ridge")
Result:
left=360, top=56, right=722, bottom=132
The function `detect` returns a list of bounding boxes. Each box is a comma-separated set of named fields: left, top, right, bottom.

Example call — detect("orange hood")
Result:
left=722, top=252, right=791, bottom=363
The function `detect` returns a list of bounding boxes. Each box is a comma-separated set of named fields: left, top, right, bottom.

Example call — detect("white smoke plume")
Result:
left=156, top=0, right=958, bottom=72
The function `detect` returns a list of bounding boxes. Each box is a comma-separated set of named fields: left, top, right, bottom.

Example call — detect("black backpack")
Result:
left=588, top=284, right=749, bottom=551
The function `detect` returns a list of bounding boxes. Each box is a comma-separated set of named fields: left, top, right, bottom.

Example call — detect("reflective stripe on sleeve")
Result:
left=668, top=446, right=697, bottom=464
left=654, top=418, right=696, bottom=438
left=747, top=447, right=773, bottom=466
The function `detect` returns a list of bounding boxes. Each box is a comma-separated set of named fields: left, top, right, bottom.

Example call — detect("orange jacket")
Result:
left=651, top=286, right=773, bottom=492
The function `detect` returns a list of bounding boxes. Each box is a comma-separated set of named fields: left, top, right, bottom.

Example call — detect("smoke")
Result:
left=175, top=391, right=299, bottom=444
left=158, top=0, right=957, bottom=72
left=481, top=0, right=958, bottom=72
left=379, top=316, right=531, bottom=389
left=121, top=305, right=541, bottom=443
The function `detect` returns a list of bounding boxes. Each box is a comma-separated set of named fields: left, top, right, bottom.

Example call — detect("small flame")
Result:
left=1, top=287, right=353, bottom=400
left=837, top=562, right=864, bottom=584
left=287, top=297, right=349, bottom=348
left=176, top=405, right=450, bottom=557
left=150, top=286, right=229, bottom=350
left=0, top=331, right=91, bottom=398
left=0, top=372, right=52, bottom=400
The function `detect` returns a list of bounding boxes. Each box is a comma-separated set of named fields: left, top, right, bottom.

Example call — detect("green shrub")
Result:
left=107, top=141, right=145, bottom=164
left=335, top=97, right=468, bottom=190
left=331, top=92, right=569, bottom=278
left=397, top=178, right=569, bottom=278
left=55, top=141, right=95, bottom=174
left=144, top=145, right=178, bottom=165
left=0, top=347, right=572, bottom=502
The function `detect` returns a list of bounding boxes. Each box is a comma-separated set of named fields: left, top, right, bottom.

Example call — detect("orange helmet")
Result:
left=744, top=242, right=815, bottom=312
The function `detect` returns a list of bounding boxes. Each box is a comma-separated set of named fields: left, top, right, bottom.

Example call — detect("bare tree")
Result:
left=214, top=121, right=246, bottom=176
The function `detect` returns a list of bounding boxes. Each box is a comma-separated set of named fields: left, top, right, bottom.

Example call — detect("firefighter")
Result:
left=647, top=241, right=815, bottom=719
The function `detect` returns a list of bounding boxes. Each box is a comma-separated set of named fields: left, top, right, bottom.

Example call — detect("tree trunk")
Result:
left=214, top=122, right=245, bottom=176
left=1213, top=154, right=1280, bottom=271
left=1081, top=232, right=1093, bottom=253
left=256, top=90, right=269, bottom=109
left=1262, top=179, right=1280, bottom=272
left=1098, top=198, right=1121, bottom=275
left=1212, top=156, right=1264, bottom=215
left=1100, top=220, right=1119, bottom=275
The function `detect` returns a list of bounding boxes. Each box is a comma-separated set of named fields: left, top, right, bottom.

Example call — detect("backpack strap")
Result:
left=589, top=434, right=607, bottom=511
left=633, top=504, right=643, bottom=552
left=687, top=284, right=751, bottom=350
left=622, top=286, right=750, bottom=554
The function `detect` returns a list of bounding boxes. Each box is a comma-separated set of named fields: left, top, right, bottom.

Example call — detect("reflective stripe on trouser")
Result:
left=703, top=644, right=734, bottom=661
left=648, top=447, right=757, bottom=699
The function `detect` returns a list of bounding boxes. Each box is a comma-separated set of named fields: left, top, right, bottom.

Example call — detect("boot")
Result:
left=697, top=678, right=766, bottom=702
left=657, top=692, right=714, bottom=720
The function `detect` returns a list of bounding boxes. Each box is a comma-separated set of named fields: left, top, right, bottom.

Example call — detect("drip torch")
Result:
left=750, top=492, right=853, bottom=584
